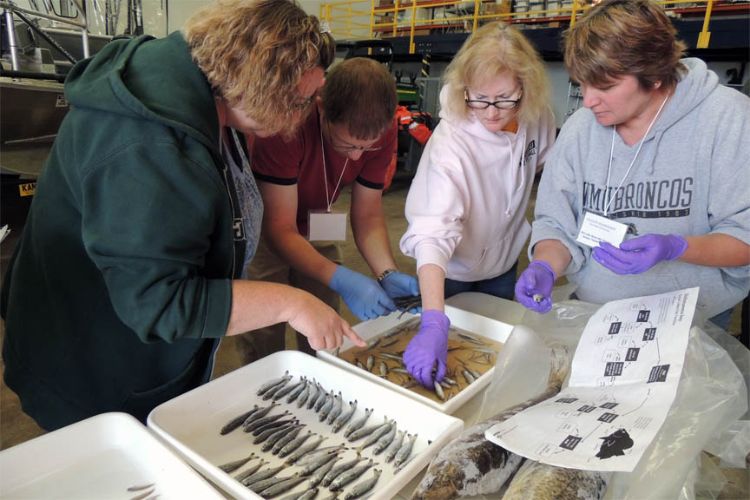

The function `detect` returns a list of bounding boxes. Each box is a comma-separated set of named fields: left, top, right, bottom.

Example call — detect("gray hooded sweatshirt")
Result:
left=530, top=58, right=750, bottom=318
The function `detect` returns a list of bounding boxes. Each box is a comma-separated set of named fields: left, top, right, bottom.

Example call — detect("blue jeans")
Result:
left=444, top=262, right=518, bottom=301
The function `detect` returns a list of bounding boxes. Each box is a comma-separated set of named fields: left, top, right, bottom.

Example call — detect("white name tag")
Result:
left=308, top=210, right=348, bottom=241
left=576, top=212, right=628, bottom=248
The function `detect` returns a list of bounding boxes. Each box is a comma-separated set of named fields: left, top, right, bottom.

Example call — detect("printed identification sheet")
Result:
left=486, top=287, right=699, bottom=472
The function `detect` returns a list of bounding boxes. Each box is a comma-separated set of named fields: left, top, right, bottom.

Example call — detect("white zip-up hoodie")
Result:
left=400, top=84, right=556, bottom=281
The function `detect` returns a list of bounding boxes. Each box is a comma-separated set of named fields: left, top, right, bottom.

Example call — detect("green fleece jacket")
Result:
left=1, top=32, right=239, bottom=430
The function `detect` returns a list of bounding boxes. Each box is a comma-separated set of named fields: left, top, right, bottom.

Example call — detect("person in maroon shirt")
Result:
left=236, top=57, right=419, bottom=362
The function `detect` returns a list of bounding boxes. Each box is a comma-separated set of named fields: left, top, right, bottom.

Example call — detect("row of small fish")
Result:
left=215, top=371, right=422, bottom=498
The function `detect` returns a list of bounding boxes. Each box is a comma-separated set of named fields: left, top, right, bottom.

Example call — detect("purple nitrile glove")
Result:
left=403, top=310, right=450, bottom=388
left=514, top=260, right=556, bottom=313
left=329, top=265, right=396, bottom=320
left=592, top=234, right=687, bottom=275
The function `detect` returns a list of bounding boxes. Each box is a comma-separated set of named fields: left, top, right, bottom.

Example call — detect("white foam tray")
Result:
left=147, top=351, right=463, bottom=500
left=319, top=305, right=514, bottom=414
left=0, top=412, right=223, bottom=499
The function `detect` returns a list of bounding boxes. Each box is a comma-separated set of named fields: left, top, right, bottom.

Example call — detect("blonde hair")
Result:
left=564, top=0, right=686, bottom=90
left=184, top=0, right=327, bottom=136
left=442, top=22, right=551, bottom=125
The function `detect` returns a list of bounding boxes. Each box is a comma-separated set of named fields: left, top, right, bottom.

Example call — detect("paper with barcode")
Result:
left=485, top=287, right=699, bottom=471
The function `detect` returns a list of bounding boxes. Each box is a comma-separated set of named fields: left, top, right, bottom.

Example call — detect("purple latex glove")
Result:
left=514, top=261, right=556, bottom=313
left=403, top=310, right=450, bottom=388
left=592, top=234, right=687, bottom=275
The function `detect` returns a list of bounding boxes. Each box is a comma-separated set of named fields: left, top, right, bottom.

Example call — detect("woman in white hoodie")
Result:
left=399, top=22, right=556, bottom=388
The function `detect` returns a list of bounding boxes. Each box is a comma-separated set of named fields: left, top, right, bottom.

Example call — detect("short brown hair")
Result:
left=564, top=0, right=686, bottom=90
left=321, top=57, right=397, bottom=140
left=442, top=22, right=551, bottom=125
left=185, top=0, right=327, bottom=136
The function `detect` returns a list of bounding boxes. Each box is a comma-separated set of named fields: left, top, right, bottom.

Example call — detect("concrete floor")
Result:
left=1, top=169, right=747, bottom=497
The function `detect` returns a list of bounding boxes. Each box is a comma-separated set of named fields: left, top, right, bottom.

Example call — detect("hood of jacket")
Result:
left=638, top=57, right=718, bottom=174
left=64, top=31, right=220, bottom=156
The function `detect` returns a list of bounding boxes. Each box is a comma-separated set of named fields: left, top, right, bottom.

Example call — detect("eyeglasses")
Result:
left=290, top=94, right=316, bottom=111
left=464, top=89, right=522, bottom=110
left=325, top=121, right=382, bottom=153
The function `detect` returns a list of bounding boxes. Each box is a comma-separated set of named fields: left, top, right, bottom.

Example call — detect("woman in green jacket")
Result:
left=1, top=0, right=363, bottom=431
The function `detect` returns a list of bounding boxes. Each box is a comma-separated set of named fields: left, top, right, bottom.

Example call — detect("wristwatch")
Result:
left=376, top=268, right=397, bottom=283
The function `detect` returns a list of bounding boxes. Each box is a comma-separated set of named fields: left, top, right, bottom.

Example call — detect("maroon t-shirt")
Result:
left=251, top=105, right=397, bottom=235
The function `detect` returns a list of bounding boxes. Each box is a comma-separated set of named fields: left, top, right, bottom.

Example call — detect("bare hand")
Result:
left=287, top=290, right=366, bottom=351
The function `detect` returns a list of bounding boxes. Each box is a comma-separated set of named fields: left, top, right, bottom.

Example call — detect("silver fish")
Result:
left=355, top=359, right=366, bottom=370
left=332, top=400, right=358, bottom=433
left=348, top=417, right=390, bottom=442
left=366, top=355, right=375, bottom=371
left=308, top=455, right=340, bottom=488
left=393, top=433, right=417, bottom=468
left=259, top=473, right=308, bottom=498
left=379, top=352, right=403, bottom=362
left=282, top=488, right=319, bottom=500
left=325, top=392, right=344, bottom=425
left=373, top=423, right=398, bottom=454
left=317, top=391, right=336, bottom=420
left=501, top=459, right=610, bottom=500
left=218, top=452, right=256, bottom=473
left=328, top=459, right=374, bottom=491
left=384, top=430, right=405, bottom=463
left=220, top=406, right=258, bottom=435
left=263, top=423, right=304, bottom=452
left=241, top=402, right=279, bottom=428
left=378, top=361, right=388, bottom=377
left=296, top=379, right=312, bottom=408
left=433, top=381, right=446, bottom=401
left=263, top=376, right=293, bottom=400
left=234, top=458, right=268, bottom=482
left=274, top=376, right=306, bottom=401
left=286, top=376, right=308, bottom=403
left=298, top=450, right=342, bottom=477
left=241, top=464, right=284, bottom=487
left=272, top=424, right=305, bottom=455
left=251, top=415, right=295, bottom=436
left=343, top=468, right=382, bottom=499
left=278, top=430, right=315, bottom=458
left=357, top=419, right=393, bottom=450
left=343, top=408, right=373, bottom=438
left=256, top=371, right=291, bottom=396
left=462, top=369, right=476, bottom=385
left=254, top=422, right=297, bottom=445
left=248, top=472, right=293, bottom=493
left=295, top=445, right=347, bottom=467
left=243, top=409, right=288, bottom=433
left=322, top=454, right=365, bottom=487
left=314, top=388, right=332, bottom=413
left=306, top=381, right=322, bottom=410
left=285, top=435, right=327, bottom=464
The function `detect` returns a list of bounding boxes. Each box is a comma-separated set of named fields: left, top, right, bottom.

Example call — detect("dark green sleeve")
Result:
left=80, top=141, right=232, bottom=342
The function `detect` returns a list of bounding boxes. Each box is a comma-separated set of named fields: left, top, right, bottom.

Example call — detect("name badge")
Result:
left=576, top=212, right=628, bottom=248
left=308, top=210, right=347, bottom=241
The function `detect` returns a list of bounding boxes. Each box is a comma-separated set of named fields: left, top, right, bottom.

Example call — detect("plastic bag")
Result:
left=473, top=298, right=747, bottom=500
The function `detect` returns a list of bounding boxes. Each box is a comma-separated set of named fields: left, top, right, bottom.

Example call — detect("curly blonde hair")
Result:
left=184, top=0, right=328, bottom=136
left=442, top=22, right=551, bottom=125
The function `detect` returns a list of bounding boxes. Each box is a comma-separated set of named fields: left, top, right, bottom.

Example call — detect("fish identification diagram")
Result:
left=485, top=287, right=699, bottom=472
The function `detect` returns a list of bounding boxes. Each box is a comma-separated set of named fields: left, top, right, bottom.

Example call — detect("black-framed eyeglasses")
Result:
left=290, top=94, right=316, bottom=111
left=464, top=89, right=522, bottom=110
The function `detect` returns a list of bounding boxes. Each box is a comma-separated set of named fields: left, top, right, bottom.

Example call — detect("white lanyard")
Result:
left=320, top=124, right=349, bottom=213
left=604, top=93, right=669, bottom=216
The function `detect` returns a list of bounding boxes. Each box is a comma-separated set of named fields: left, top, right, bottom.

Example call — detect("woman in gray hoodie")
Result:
left=515, top=0, right=750, bottom=328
